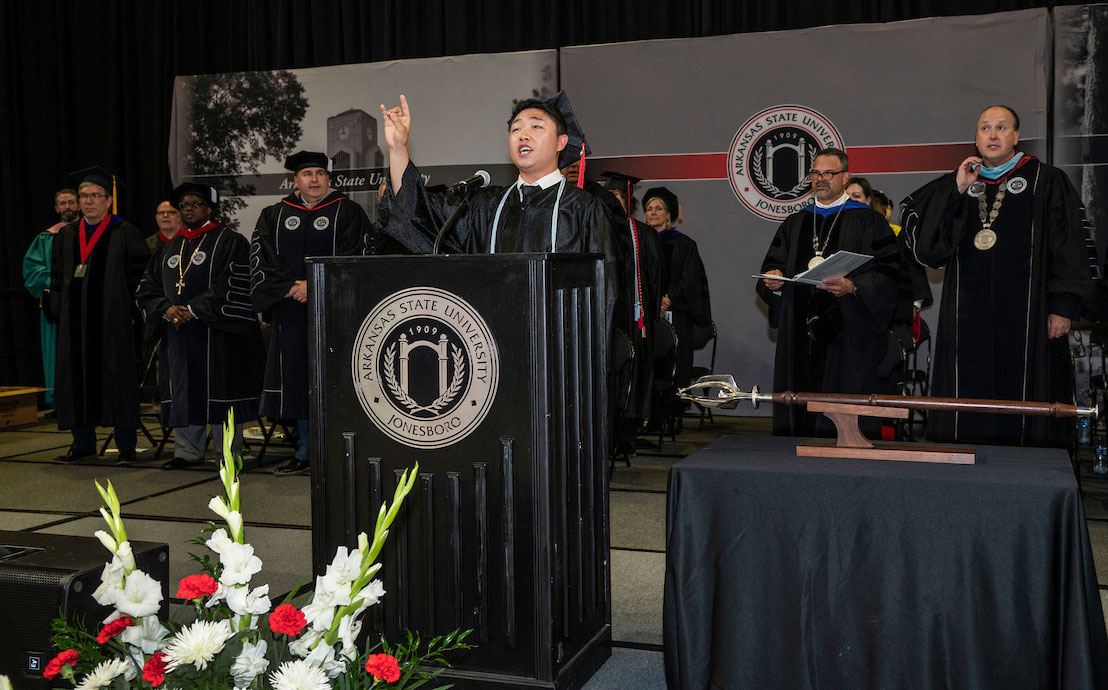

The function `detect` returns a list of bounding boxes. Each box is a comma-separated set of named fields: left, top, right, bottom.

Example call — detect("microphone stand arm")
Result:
left=432, top=194, right=472, bottom=255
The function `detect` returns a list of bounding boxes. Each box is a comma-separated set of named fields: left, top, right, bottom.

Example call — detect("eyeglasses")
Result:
left=155, top=210, right=179, bottom=216
left=807, top=169, right=847, bottom=181
left=177, top=201, right=208, bottom=210
left=78, top=193, right=107, bottom=200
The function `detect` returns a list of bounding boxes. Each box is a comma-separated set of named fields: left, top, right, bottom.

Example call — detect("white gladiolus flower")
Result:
left=337, top=615, right=362, bottom=660
left=92, top=558, right=125, bottom=607
left=115, top=541, right=136, bottom=571
left=231, top=640, right=270, bottom=687
left=288, top=629, right=323, bottom=658
left=93, top=529, right=116, bottom=553
left=323, top=547, right=359, bottom=585
left=304, top=640, right=344, bottom=678
left=206, top=527, right=234, bottom=557
left=227, top=510, right=244, bottom=540
left=208, top=496, right=231, bottom=521
left=217, top=541, right=263, bottom=586
left=114, top=570, right=163, bottom=618
left=269, top=659, right=331, bottom=690
left=359, top=579, right=386, bottom=607
left=120, top=616, right=170, bottom=654
left=357, top=532, right=369, bottom=555
left=164, top=619, right=234, bottom=671
left=0, top=674, right=12, bottom=690
left=74, top=658, right=129, bottom=690
left=227, top=584, right=271, bottom=616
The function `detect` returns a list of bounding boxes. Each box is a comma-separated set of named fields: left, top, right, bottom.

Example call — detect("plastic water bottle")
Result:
left=1095, top=445, right=1108, bottom=475
left=1079, top=417, right=1092, bottom=445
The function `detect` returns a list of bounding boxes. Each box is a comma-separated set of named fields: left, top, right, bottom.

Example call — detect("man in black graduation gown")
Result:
left=250, top=151, right=370, bottom=475
left=49, top=167, right=150, bottom=462
left=602, top=172, right=663, bottom=441
left=137, top=183, right=263, bottom=469
left=758, top=148, right=900, bottom=437
left=376, top=92, right=619, bottom=323
left=902, top=105, right=1100, bottom=447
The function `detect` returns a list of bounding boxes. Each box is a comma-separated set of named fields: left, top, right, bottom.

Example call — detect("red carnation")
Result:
left=175, top=573, right=219, bottom=600
left=269, top=603, right=307, bottom=636
left=365, top=653, right=401, bottom=683
left=96, top=615, right=133, bottom=644
left=43, top=648, right=79, bottom=679
left=143, top=652, right=169, bottom=687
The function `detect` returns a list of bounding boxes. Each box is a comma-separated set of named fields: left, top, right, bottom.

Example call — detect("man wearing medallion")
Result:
left=757, top=148, right=901, bottom=437
left=49, top=167, right=150, bottom=463
left=137, top=183, right=263, bottom=470
left=903, top=105, right=1099, bottom=446
left=250, top=151, right=370, bottom=475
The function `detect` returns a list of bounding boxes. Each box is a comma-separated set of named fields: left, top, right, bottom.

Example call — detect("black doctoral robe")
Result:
left=902, top=156, right=1099, bottom=446
left=250, top=191, right=369, bottom=418
left=137, top=224, right=263, bottom=427
left=379, top=161, right=620, bottom=329
left=757, top=201, right=901, bottom=436
left=658, top=229, right=712, bottom=392
left=48, top=216, right=150, bottom=430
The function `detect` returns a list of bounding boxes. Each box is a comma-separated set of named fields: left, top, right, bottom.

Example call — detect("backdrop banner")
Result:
left=561, top=8, right=1053, bottom=412
left=169, top=49, right=557, bottom=233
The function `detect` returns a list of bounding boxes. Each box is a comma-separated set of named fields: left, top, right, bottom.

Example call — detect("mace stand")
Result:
left=796, top=402, right=976, bottom=464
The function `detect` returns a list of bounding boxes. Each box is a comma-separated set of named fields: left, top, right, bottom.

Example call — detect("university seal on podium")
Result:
left=351, top=286, right=499, bottom=449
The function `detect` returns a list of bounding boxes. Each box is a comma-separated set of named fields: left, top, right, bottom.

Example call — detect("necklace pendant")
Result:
left=73, top=263, right=87, bottom=278
left=807, top=255, right=825, bottom=270
left=175, top=279, right=185, bottom=295
left=974, top=228, right=998, bottom=251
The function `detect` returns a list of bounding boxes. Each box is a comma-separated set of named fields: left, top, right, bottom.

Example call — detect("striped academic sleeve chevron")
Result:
left=222, top=260, right=256, bottom=321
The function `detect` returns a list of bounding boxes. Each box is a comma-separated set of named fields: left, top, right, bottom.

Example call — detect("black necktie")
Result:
left=520, top=185, right=539, bottom=204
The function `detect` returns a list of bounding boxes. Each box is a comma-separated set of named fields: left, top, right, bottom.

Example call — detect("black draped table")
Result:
left=663, top=435, right=1108, bottom=690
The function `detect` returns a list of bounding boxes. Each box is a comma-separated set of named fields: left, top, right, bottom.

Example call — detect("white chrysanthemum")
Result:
left=218, top=541, right=263, bottom=586
left=92, top=559, right=125, bottom=606
left=323, top=547, right=360, bottom=585
left=227, top=583, right=271, bottom=616
left=74, top=658, right=129, bottom=690
left=164, top=619, right=234, bottom=671
left=231, top=640, right=270, bottom=687
left=120, top=615, right=170, bottom=654
left=269, top=659, right=331, bottom=690
left=114, top=569, right=163, bottom=618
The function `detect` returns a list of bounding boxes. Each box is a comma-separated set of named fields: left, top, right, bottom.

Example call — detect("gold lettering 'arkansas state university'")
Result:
left=351, top=287, right=499, bottom=449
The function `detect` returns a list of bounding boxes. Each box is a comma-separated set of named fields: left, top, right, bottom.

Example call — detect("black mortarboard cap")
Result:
left=172, top=182, right=220, bottom=208
left=70, top=165, right=115, bottom=195
left=643, top=186, right=680, bottom=218
left=284, top=151, right=333, bottom=173
left=602, top=171, right=643, bottom=191
left=546, top=91, right=591, bottom=170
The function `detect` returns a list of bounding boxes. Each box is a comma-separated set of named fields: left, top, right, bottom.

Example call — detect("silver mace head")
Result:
left=677, top=375, right=765, bottom=410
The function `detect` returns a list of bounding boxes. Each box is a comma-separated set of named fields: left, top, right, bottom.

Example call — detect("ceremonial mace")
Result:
left=678, top=375, right=1097, bottom=464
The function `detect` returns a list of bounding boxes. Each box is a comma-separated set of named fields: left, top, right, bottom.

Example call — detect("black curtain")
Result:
left=0, top=0, right=1069, bottom=385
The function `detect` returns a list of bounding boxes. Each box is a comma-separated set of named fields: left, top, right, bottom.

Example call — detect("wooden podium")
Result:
left=307, top=254, right=611, bottom=690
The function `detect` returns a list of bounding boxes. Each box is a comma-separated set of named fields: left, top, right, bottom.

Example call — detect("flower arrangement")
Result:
left=45, top=411, right=470, bottom=689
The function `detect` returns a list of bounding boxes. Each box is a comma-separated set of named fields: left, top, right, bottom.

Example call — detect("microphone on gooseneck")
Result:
left=448, top=170, right=491, bottom=194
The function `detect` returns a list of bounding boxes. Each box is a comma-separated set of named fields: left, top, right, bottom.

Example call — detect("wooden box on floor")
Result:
left=307, top=254, right=612, bottom=690
left=0, top=387, right=47, bottom=428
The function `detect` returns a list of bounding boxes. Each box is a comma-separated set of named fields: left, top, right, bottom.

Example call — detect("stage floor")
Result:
left=2, top=412, right=1107, bottom=689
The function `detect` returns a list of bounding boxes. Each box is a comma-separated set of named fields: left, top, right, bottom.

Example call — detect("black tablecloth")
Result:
left=663, top=435, right=1108, bottom=690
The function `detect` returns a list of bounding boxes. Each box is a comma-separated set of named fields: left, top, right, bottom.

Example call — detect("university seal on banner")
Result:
left=729, top=105, right=844, bottom=222
left=351, top=287, right=499, bottom=449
